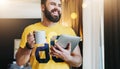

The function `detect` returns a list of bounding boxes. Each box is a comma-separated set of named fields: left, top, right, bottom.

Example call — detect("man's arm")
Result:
left=65, top=45, right=82, bottom=67
left=16, top=32, right=35, bottom=66
left=16, top=47, right=32, bottom=66
left=50, top=43, right=82, bottom=67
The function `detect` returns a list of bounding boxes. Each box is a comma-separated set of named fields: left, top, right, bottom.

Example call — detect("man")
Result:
left=16, top=0, right=82, bottom=69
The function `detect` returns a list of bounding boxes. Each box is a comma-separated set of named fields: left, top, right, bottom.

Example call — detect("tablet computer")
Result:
left=57, top=34, right=81, bottom=52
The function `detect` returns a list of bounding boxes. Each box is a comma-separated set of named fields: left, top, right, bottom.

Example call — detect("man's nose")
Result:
left=54, top=4, right=61, bottom=10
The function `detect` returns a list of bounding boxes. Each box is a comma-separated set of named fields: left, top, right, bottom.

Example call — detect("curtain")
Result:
left=60, top=0, right=83, bottom=37
left=60, top=0, right=83, bottom=69
left=104, top=0, right=120, bottom=69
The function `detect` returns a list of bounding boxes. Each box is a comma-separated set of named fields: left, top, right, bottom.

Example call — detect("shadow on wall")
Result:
left=0, top=19, right=41, bottom=69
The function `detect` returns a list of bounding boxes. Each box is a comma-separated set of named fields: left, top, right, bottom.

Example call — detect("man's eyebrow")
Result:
left=49, top=1, right=62, bottom=5
left=49, top=2, right=56, bottom=5
left=58, top=3, right=62, bottom=7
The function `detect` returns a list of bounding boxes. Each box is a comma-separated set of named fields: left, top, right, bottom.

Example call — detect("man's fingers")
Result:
left=50, top=46, right=63, bottom=56
left=66, top=43, right=71, bottom=51
left=50, top=46, right=61, bottom=54
left=55, top=43, right=64, bottom=51
left=27, top=32, right=33, bottom=37
left=50, top=49, right=63, bottom=58
left=27, top=32, right=35, bottom=47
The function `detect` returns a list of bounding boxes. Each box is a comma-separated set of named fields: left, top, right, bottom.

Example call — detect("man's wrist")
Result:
left=26, top=42, right=33, bottom=49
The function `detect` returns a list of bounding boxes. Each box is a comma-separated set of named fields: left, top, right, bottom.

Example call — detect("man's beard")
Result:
left=44, top=7, right=61, bottom=23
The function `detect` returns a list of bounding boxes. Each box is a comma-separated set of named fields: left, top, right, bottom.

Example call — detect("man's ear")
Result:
left=41, top=4, right=45, bottom=11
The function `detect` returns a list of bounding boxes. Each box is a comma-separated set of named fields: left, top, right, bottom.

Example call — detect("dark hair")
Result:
left=41, top=0, right=47, bottom=4
left=41, top=0, right=62, bottom=4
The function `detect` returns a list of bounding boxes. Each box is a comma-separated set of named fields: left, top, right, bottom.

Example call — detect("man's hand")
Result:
left=50, top=42, right=82, bottom=67
left=50, top=43, right=72, bottom=61
left=27, top=32, right=35, bottom=49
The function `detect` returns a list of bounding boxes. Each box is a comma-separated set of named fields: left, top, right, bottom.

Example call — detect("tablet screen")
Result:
left=57, top=34, right=81, bottom=52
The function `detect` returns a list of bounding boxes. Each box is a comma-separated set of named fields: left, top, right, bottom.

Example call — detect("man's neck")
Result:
left=42, top=17, right=57, bottom=27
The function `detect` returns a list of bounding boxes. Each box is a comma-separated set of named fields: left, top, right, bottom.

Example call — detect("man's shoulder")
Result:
left=57, top=23, right=75, bottom=35
left=24, top=22, right=41, bottom=31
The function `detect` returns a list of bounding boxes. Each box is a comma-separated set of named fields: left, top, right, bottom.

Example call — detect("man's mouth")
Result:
left=52, top=11, right=59, bottom=16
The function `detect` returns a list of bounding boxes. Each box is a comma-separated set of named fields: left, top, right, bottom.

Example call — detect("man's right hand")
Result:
left=27, top=32, right=35, bottom=49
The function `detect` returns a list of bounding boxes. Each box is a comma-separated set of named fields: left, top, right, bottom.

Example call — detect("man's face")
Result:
left=43, top=0, right=62, bottom=22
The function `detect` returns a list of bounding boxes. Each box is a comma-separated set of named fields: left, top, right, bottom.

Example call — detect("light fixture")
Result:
left=71, top=12, right=77, bottom=19
left=82, top=3, right=87, bottom=8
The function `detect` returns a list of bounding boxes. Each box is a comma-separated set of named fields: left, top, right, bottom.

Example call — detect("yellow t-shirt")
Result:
left=20, top=22, right=76, bottom=69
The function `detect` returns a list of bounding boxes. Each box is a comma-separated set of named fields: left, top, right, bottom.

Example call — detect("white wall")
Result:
left=0, top=0, right=41, bottom=18
left=82, top=0, right=104, bottom=69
